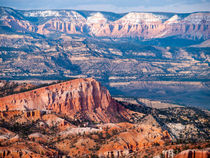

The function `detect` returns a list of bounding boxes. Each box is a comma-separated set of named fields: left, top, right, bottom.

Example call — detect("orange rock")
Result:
left=175, top=149, right=210, bottom=158
left=28, top=133, right=48, bottom=143
left=55, top=137, right=96, bottom=157
left=0, top=141, right=58, bottom=157
left=97, top=123, right=171, bottom=157
left=0, top=111, right=23, bottom=120
left=0, top=78, right=131, bottom=123
left=42, top=114, right=75, bottom=130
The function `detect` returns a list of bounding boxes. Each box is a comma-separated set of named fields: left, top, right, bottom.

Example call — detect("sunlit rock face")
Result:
left=175, top=149, right=210, bottom=158
left=0, top=78, right=131, bottom=123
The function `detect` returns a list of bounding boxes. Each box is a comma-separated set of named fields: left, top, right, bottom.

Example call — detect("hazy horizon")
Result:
left=1, top=6, right=210, bottom=14
left=0, top=0, right=210, bottom=13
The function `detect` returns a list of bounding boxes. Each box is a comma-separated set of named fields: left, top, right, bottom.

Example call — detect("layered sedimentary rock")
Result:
left=0, top=78, right=130, bottom=123
left=37, top=12, right=210, bottom=39
left=0, top=7, right=209, bottom=39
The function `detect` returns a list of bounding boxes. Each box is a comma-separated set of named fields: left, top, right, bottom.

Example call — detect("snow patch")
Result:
left=87, top=12, right=108, bottom=24
left=24, top=10, right=60, bottom=17
left=60, top=127, right=102, bottom=136
left=183, top=13, right=210, bottom=24
left=117, top=12, right=167, bottom=24
left=166, top=15, right=181, bottom=24
left=29, top=132, right=45, bottom=138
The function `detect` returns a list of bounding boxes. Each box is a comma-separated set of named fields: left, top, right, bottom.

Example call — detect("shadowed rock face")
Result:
left=175, top=149, right=210, bottom=158
left=0, top=78, right=130, bottom=123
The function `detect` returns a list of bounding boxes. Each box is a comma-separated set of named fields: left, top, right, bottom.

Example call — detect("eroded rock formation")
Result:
left=0, top=78, right=131, bottom=123
left=1, top=7, right=209, bottom=39
left=175, top=149, right=210, bottom=158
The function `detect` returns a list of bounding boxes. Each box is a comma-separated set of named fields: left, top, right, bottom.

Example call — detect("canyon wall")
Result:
left=1, top=7, right=209, bottom=39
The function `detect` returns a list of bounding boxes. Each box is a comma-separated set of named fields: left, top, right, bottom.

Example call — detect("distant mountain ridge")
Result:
left=0, top=6, right=209, bottom=110
left=0, top=6, right=209, bottom=39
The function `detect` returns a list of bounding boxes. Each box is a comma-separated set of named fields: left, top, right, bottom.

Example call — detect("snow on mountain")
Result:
left=24, top=10, right=61, bottom=17
left=165, top=15, right=181, bottom=24
left=116, top=12, right=168, bottom=24
left=87, top=12, right=108, bottom=24
left=0, top=6, right=209, bottom=39
left=53, top=11, right=86, bottom=23
left=23, top=10, right=87, bottom=23
left=183, top=13, right=210, bottom=24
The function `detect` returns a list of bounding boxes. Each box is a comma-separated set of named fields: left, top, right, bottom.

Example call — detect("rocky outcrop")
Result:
left=97, top=122, right=171, bottom=157
left=0, top=78, right=131, bottom=123
left=1, top=15, right=35, bottom=32
left=175, top=149, right=210, bottom=158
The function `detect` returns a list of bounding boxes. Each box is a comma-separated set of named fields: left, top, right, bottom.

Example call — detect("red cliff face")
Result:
left=175, top=149, right=210, bottom=158
left=0, top=78, right=130, bottom=123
